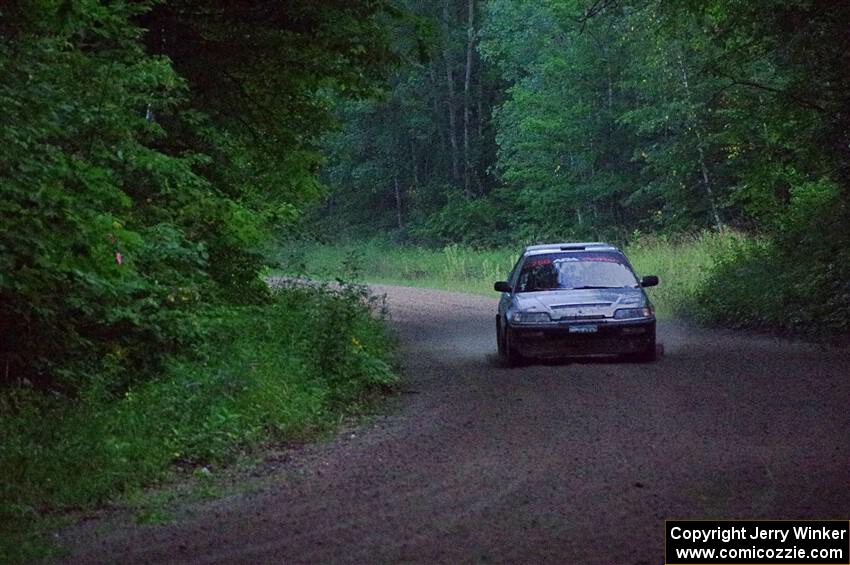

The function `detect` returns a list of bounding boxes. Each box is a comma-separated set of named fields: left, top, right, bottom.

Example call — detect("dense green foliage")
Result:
left=314, top=0, right=850, bottom=333
left=1, top=1, right=206, bottom=393
left=0, top=0, right=396, bottom=391
left=0, top=1, right=401, bottom=559
left=0, top=284, right=395, bottom=562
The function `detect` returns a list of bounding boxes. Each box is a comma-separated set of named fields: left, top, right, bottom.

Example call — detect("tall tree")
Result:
left=442, top=0, right=462, bottom=184
left=463, top=0, right=476, bottom=194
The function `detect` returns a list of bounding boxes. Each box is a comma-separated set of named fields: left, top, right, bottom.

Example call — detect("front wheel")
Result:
left=629, top=337, right=657, bottom=363
left=497, top=318, right=521, bottom=367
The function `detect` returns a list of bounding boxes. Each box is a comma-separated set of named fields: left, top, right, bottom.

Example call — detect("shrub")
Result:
left=693, top=179, right=850, bottom=334
left=409, top=189, right=507, bottom=248
left=0, top=284, right=396, bottom=561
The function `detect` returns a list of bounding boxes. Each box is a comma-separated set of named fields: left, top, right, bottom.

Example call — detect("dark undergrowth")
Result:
left=689, top=180, right=850, bottom=338
left=0, top=282, right=397, bottom=563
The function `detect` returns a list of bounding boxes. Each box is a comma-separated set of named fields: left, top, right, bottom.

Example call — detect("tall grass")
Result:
left=624, top=232, right=743, bottom=317
left=280, top=240, right=516, bottom=295
left=0, top=283, right=396, bottom=563
left=278, top=232, right=735, bottom=318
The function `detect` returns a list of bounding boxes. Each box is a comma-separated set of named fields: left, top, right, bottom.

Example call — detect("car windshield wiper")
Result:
left=567, top=285, right=625, bottom=290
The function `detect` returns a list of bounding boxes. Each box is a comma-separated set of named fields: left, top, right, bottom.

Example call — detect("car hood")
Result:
left=511, top=288, right=646, bottom=319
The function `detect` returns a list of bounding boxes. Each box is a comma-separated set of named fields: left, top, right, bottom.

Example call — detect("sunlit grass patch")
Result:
left=624, top=231, right=741, bottom=317
left=277, top=232, right=738, bottom=318
left=280, top=240, right=516, bottom=295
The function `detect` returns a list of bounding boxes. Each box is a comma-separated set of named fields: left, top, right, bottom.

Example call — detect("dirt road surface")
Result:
left=60, top=285, right=850, bottom=564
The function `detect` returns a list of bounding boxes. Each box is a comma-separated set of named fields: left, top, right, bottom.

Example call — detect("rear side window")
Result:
left=516, top=252, right=638, bottom=292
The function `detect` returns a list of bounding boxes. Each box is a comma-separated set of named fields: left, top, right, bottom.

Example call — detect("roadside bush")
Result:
left=409, top=189, right=507, bottom=248
left=0, top=285, right=396, bottom=562
left=692, top=179, right=850, bottom=334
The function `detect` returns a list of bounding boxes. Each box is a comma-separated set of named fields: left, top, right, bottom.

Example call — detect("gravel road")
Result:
left=60, top=285, right=850, bottom=564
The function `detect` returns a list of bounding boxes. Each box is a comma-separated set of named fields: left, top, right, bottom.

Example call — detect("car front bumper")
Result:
left=508, top=318, right=655, bottom=358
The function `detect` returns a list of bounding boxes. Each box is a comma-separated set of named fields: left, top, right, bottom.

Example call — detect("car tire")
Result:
left=630, top=337, right=657, bottom=363
left=496, top=316, right=506, bottom=357
left=497, top=319, right=522, bottom=367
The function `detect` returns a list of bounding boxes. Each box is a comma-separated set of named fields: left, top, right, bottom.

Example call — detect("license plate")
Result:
left=569, top=325, right=598, bottom=333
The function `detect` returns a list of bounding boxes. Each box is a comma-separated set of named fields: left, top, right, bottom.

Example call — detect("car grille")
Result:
left=513, top=324, right=653, bottom=357
left=522, top=335, right=648, bottom=356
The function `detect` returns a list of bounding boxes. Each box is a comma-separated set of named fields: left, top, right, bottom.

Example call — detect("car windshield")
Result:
left=515, top=252, right=638, bottom=292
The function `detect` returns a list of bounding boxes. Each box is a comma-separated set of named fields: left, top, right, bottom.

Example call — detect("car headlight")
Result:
left=511, top=311, right=552, bottom=324
left=613, top=307, right=652, bottom=320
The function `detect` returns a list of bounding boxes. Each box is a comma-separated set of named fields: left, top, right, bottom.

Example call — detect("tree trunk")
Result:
left=677, top=51, right=723, bottom=230
left=394, top=175, right=403, bottom=230
left=477, top=73, right=484, bottom=141
left=463, top=0, right=475, bottom=196
left=476, top=71, right=486, bottom=195
left=428, top=66, right=447, bottom=158
left=442, top=1, right=461, bottom=184
left=410, top=136, right=420, bottom=192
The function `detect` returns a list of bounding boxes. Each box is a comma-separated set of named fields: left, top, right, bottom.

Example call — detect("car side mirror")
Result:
left=494, top=281, right=512, bottom=293
left=640, top=275, right=659, bottom=288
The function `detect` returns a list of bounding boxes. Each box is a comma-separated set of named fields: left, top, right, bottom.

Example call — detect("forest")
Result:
left=316, top=0, right=850, bottom=332
left=1, top=0, right=848, bottom=559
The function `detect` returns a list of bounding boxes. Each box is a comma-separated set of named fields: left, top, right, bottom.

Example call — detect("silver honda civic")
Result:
left=494, top=242, right=659, bottom=365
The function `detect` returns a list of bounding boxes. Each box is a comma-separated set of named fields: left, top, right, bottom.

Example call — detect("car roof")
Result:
left=522, top=242, right=621, bottom=256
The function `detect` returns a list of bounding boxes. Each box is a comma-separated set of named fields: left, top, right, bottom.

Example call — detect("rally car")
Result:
left=494, top=242, right=659, bottom=365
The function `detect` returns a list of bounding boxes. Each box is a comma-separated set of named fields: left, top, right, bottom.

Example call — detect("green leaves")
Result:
left=0, top=5, right=198, bottom=390
left=1, top=0, right=399, bottom=392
